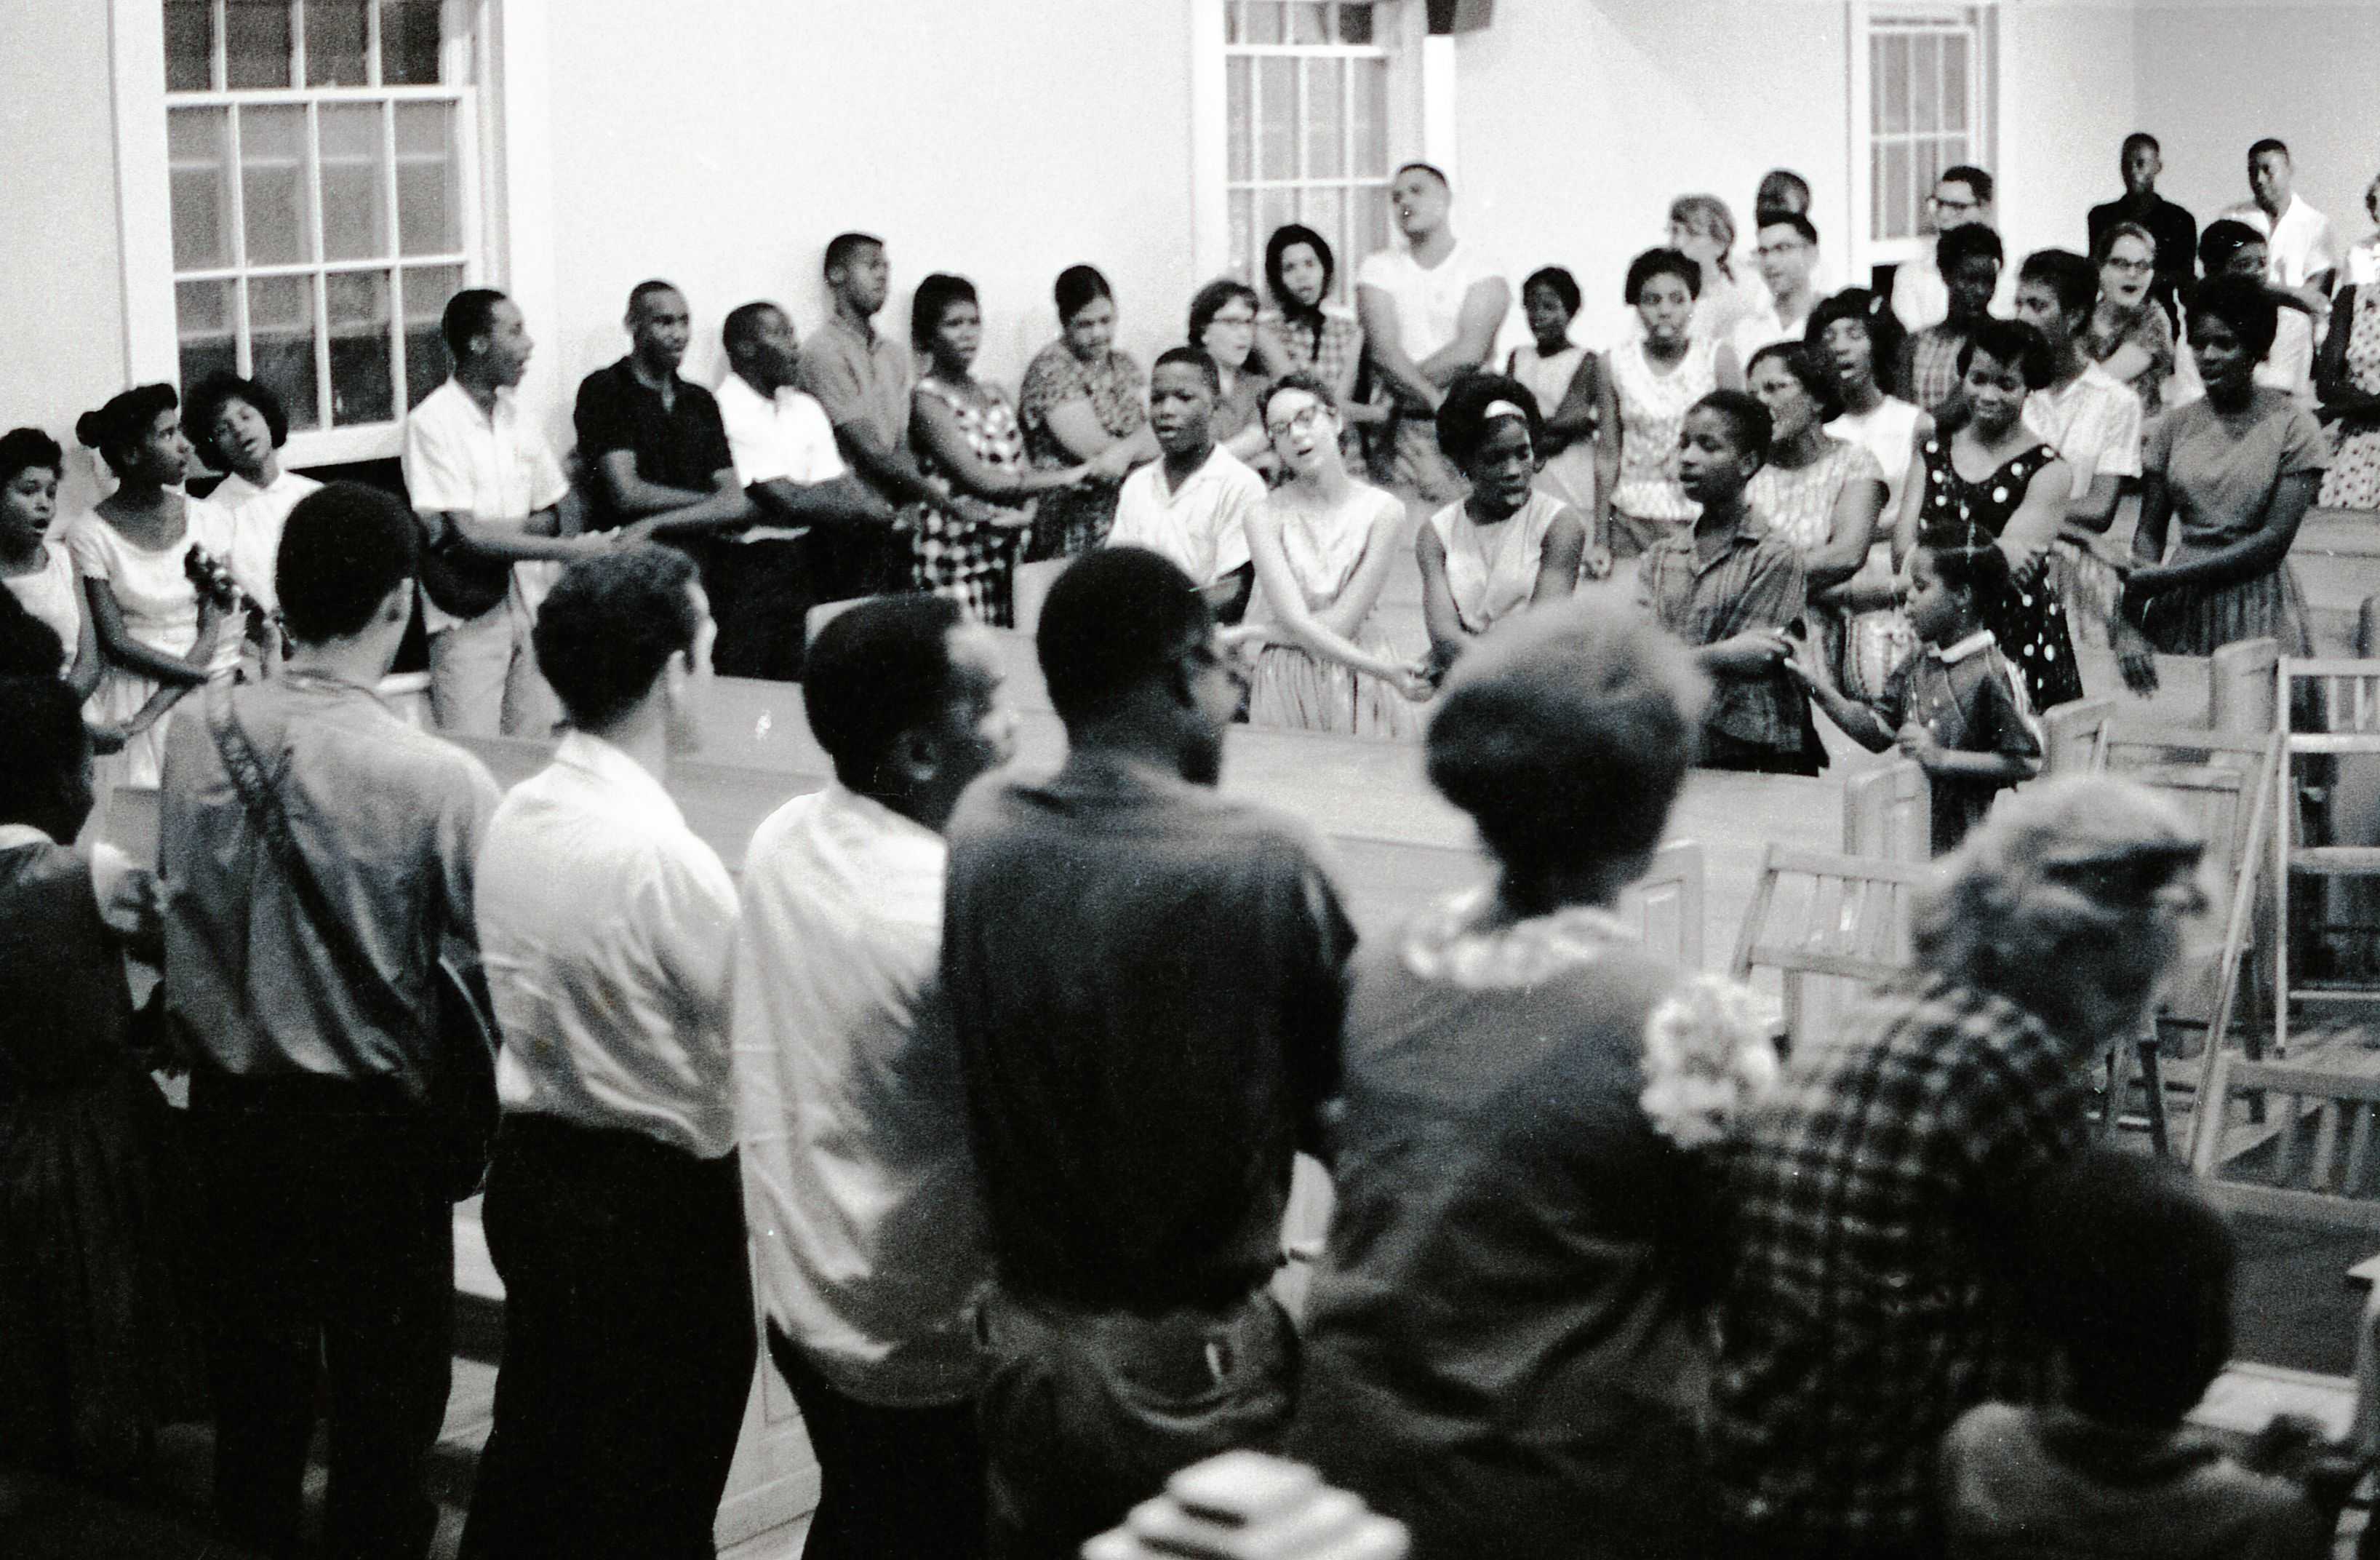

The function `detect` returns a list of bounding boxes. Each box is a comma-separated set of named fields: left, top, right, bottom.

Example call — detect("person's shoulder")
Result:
left=1423, top=496, right=1466, bottom=544
left=403, top=378, right=472, bottom=439
left=677, top=375, right=724, bottom=412
left=1354, top=247, right=1406, bottom=287
left=1205, top=443, right=1266, bottom=495
left=1114, top=460, right=1162, bottom=505
left=574, top=354, right=631, bottom=399
left=1179, top=787, right=1333, bottom=872
left=1350, top=478, right=1406, bottom=526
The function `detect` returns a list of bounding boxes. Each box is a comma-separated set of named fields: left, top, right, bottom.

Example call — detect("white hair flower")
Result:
left=1640, top=974, right=1782, bottom=1150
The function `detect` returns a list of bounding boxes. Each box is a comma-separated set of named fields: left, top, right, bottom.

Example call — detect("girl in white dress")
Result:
left=67, top=386, right=252, bottom=788
left=1506, top=267, right=1601, bottom=516
left=1242, top=375, right=1431, bottom=738
left=0, top=429, right=102, bottom=695
left=1811, top=289, right=1930, bottom=524
left=186, top=373, right=322, bottom=613
left=1417, top=377, right=1588, bottom=680
left=1596, top=249, right=1744, bottom=560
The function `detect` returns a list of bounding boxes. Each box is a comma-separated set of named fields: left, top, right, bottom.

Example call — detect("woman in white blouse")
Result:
left=187, top=373, right=322, bottom=613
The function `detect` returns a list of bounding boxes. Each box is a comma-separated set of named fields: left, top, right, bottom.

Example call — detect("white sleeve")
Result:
left=402, top=406, right=475, bottom=515
left=2099, top=390, right=2144, bottom=480
left=1208, top=471, right=1258, bottom=580
left=526, top=429, right=570, bottom=514
left=719, top=386, right=790, bottom=488
left=785, top=395, right=848, bottom=485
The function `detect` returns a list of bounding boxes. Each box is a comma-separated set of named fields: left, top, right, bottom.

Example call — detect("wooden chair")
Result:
left=2192, top=1051, right=2380, bottom=1233
left=2043, top=696, right=2117, bottom=776
left=1620, top=839, right=1706, bottom=971
left=1840, top=759, right=1931, bottom=864
left=2274, top=658, right=2380, bottom=1057
left=1728, top=845, right=1929, bottom=1054
left=2209, top=637, right=2280, bottom=736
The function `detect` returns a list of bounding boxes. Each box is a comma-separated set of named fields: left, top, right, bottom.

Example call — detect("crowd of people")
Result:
left=4, top=126, right=2380, bottom=1560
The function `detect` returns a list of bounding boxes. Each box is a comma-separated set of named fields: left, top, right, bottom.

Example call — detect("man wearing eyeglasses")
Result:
left=1893, top=166, right=2012, bottom=335
left=1729, top=213, right=1826, bottom=365
left=2088, top=133, right=2198, bottom=325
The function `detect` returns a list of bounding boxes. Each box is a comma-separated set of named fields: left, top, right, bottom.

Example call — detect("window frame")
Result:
left=113, top=0, right=547, bottom=468
left=1191, top=0, right=1432, bottom=303
left=1845, top=0, right=2001, bottom=274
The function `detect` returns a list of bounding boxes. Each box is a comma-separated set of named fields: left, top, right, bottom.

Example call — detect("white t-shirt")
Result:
left=4, top=540, right=83, bottom=677
left=1106, top=445, right=1262, bottom=586
left=2021, top=363, right=2144, bottom=501
left=208, top=467, right=323, bottom=611
left=2228, top=196, right=2342, bottom=288
left=715, top=372, right=847, bottom=544
left=1356, top=239, right=1509, bottom=364
left=401, top=378, right=570, bottom=629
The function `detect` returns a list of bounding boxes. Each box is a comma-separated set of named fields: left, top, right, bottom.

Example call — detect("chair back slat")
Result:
left=2349, top=1107, right=2376, bottom=1195
left=1841, top=760, right=1931, bottom=864
left=1730, top=845, right=1928, bottom=1051
left=2045, top=697, right=2117, bottom=775
left=2196, top=1048, right=2380, bottom=1230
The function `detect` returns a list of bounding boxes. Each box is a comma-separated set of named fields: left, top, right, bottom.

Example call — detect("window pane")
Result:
left=1228, top=191, right=1254, bottom=293
left=319, top=103, right=389, bottom=262
left=1350, top=59, right=1386, bottom=176
left=380, top=0, right=447, bottom=84
left=402, top=263, right=461, bottom=407
left=1871, top=143, right=1887, bottom=242
left=1909, top=33, right=1940, bottom=133
left=1882, top=140, right=1912, bottom=242
left=1224, top=0, right=1239, bottom=45
left=1288, top=2, right=1327, bottom=44
left=1305, top=59, right=1343, bottom=178
left=305, top=0, right=370, bottom=86
left=1337, top=4, right=1373, bottom=47
left=1226, top=57, right=1251, bottom=183
left=1301, top=186, right=1345, bottom=253
left=1876, top=36, right=1907, bottom=135
left=1354, top=185, right=1389, bottom=289
left=241, top=104, right=314, bottom=265
left=176, top=279, right=239, bottom=390
left=1258, top=187, right=1295, bottom=253
left=1941, top=36, right=1969, bottom=132
left=164, top=0, right=216, bottom=92
left=395, top=103, right=461, bottom=255
left=248, top=274, right=321, bottom=431
left=1244, top=1, right=1282, bottom=45
left=169, top=107, right=234, bottom=271
left=225, top=0, right=293, bottom=89
left=327, top=269, right=394, bottom=424
left=1914, top=138, right=1944, bottom=225
left=1257, top=57, right=1297, bottom=180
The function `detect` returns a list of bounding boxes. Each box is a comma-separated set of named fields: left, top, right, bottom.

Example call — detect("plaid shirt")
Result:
left=1711, top=972, right=2092, bottom=1548
left=1637, top=518, right=1808, bottom=760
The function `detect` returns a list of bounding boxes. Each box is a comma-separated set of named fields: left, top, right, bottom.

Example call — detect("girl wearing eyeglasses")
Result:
left=1240, top=374, right=1432, bottom=736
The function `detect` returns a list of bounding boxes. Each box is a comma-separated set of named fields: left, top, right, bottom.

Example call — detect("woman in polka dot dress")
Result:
left=1898, top=319, right=2083, bottom=709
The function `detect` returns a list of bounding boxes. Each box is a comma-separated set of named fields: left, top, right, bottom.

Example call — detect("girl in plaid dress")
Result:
left=910, top=274, right=1090, bottom=624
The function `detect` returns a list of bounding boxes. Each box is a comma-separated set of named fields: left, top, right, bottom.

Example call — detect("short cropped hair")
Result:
left=1920, top=543, right=2010, bottom=602
left=1054, top=264, right=1114, bottom=325
left=1394, top=160, right=1450, bottom=190
left=0, top=674, right=85, bottom=829
left=1691, top=389, right=1773, bottom=464
left=1261, top=370, right=1338, bottom=421
left=1756, top=168, right=1812, bottom=218
left=1937, top=223, right=2005, bottom=275
left=2198, top=218, right=2266, bottom=275
left=184, top=371, right=291, bottom=470
left=1522, top=266, right=1582, bottom=317
left=1941, top=164, right=1995, bottom=205
left=1804, top=288, right=1908, bottom=396
left=1958, top=318, right=2057, bottom=391
left=823, top=232, right=883, bottom=279
left=276, top=482, right=420, bottom=644
left=2018, top=248, right=2101, bottom=319
left=2122, top=131, right=2160, bottom=158
left=0, top=426, right=65, bottom=488
left=722, top=300, right=782, bottom=357
left=1435, top=373, right=1542, bottom=463
left=1151, top=344, right=1222, bottom=394
left=1187, top=278, right=1261, bottom=352
left=1427, top=600, right=1706, bottom=878
left=910, top=273, right=978, bottom=351
left=76, top=384, right=180, bottom=475
left=2248, top=136, right=2290, bottom=163
left=1263, top=223, right=1336, bottom=315
left=626, top=278, right=681, bottom=316
left=1747, top=341, right=1844, bottom=423
left=2187, top=274, right=2283, bottom=362
left=441, top=287, right=508, bottom=362
left=2093, top=220, right=2159, bottom=266
left=1037, top=547, right=1213, bottom=727
left=2017, top=1148, right=2234, bottom=1426
left=1624, top=247, right=1702, bottom=306
left=802, top=594, right=966, bottom=794
left=533, top=544, right=700, bottom=731
left=1759, top=212, right=1821, bottom=249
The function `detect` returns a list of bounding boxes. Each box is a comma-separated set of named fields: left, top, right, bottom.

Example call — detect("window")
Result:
left=1858, top=3, right=1997, bottom=251
left=160, top=0, right=481, bottom=452
left=1221, top=1, right=1397, bottom=303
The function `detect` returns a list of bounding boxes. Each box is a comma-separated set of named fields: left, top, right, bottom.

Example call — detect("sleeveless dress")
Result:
left=2320, top=286, right=2380, bottom=511
left=1426, top=491, right=1570, bottom=635
left=912, top=375, right=1033, bottom=625
left=4, top=539, right=86, bottom=678
left=1608, top=337, right=1720, bottom=557
left=1913, top=437, right=2085, bottom=709
left=1246, top=481, right=1418, bottom=739
left=1509, top=343, right=1600, bottom=514
left=1018, top=341, right=1147, bottom=561
left=1745, top=437, right=1885, bottom=555
left=0, top=829, right=205, bottom=1476
left=64, top=497, right=247, bottom=789
left=1826, top=397, right=1927, bottom=528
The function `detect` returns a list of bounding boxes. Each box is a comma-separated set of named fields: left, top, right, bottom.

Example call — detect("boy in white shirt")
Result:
left=1107, top=348, right=1261, bottom=621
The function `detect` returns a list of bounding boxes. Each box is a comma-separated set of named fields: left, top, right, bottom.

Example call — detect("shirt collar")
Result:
left=615, top=355, right=688, bottom=397
left=1933, top=629, right=1997, bottom=665
left=554, top=729, right=687, bottom=829
left=823, top=781, right=946, bottom=851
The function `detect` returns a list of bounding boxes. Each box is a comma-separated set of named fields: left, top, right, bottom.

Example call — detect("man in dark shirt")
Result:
left=943, top=546, right=1354, bottom=1560
left=572, top=279, right=752, bottom=540
left=2088, top=133, right=2197, bottom=326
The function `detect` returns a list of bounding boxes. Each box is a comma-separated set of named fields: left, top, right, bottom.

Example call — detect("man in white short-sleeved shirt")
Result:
left=2224, top=139, right=2339, bottom=403
left=1107, top=349, right=1260, bottom=613
left=1730, top=212, right=1826, bottom=365
left=2014, top=250, right=2144, bottom=528
left=402, top=287, right=600, bottom=736
left=1892, top=167, right=2016, bottom=334
left=711, top=301, right=895, bottom=681
left=1357, top=163, right=1510, bottom=508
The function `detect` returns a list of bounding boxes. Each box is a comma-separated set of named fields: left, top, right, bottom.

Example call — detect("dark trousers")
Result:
left=458, top=1115, right=756, bottom=1560
left=764, top=1321, right=986, bottom=1560
left=706, top=536, right=818, bottom=682
left=188, top=1071, right=454, bottom=1560
left=810, top=525, right=903, bottom=606
left=975, top=1285, right=1296, bottom=1560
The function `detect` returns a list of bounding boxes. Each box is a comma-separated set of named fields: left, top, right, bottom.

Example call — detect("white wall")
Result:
left=2133, top=0, right=2380, bottom=250
left=529, top=0, right=1202, bottom=449
left=0, top=2, right=131, bottom=506
left=1999, top=1, right=2139, bottom=260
